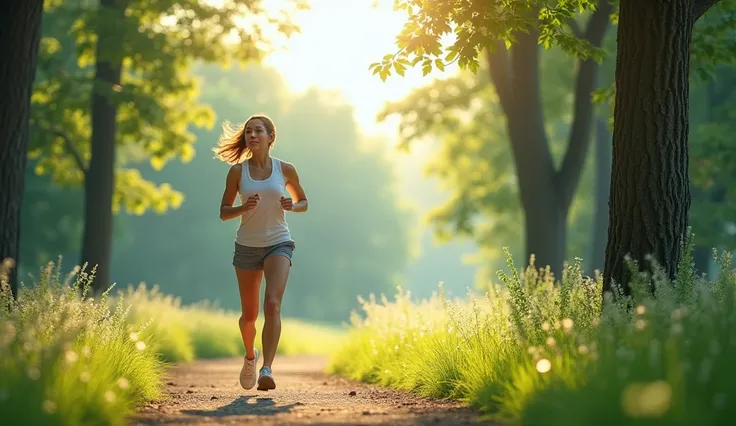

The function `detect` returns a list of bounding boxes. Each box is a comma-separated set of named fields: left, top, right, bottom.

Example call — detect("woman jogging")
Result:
left=214, top=113, right=308, bottom=391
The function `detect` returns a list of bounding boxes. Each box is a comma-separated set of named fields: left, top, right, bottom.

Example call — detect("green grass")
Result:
left=328, top=233, right=736, bottom=425
left=0, top=260, right=165, bottom=426
left=122, top=283, right=346, bottom=363
left=0, top=258, right=346, bottom=425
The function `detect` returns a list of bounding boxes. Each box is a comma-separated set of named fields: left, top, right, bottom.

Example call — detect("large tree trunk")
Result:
left=81, top=0, right=127, bottom=293
left=603, top=0, right=696, bottom=296
left=0, top=0, right=45, bottom=299
left=589, top=117, right=611, bottom=274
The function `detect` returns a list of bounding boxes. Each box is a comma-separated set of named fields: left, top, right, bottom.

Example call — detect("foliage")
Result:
left=29, top=0, right=306, bottom=216
left=0, top=259, right=165, bottom=426
left=370, top=0, right=736, bottom=82
left=369, top=0, right=607, bottom=81
left=329, top=234, right=736, bottom=425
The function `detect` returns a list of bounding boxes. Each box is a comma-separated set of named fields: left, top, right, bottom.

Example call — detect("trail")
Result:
left=131, top=355, right=492, bottom=425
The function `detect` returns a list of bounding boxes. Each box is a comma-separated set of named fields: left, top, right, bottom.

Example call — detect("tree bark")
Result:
left=603, top=0, right=695, bottom=296
left=0, top=0, right=45, bottom=299
left=81, top=0, right=127, bottom=293
left=589, top=117, right=611, bottom=275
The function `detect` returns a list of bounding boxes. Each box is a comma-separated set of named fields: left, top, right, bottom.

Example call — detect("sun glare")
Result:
left=262, top=0, right=460, bottom=140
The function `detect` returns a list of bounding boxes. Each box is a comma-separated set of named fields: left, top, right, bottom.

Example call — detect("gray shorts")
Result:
left=233, top=240, right=295, bottom=270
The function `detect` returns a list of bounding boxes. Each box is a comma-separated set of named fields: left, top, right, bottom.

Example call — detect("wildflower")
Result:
left=135, top=341, right=146, bottom=351
left=636, top=305, right=646, bottom=315
left=104, top=390, right=116, bottom=403
left=65, top=350, right=78, bottom=364
left=80, top=371, right=91, bottom=383
left=546, top=336, right=556, bottom=347
left=578, top=344, right=589, bottom=355
left=535, top=358, right=552, bottom=374
left=117, top=378, right=130, bottom=389
left=561, top=318, right=574, bottom=332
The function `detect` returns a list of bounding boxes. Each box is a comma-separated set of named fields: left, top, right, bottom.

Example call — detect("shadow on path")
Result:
left=181, top=396, right=298, bottom=418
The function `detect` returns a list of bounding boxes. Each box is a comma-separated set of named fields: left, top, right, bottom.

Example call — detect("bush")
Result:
left=328, top=233, right=736, bottom=425
left=0, top=260, right=164, bottom=426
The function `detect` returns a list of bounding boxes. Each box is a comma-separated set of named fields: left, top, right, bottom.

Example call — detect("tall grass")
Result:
left=328, top=233, right=735, bottom=425
left=0, top=260, right=165, bottom=426
left=122, top=284, right=346, bottom=363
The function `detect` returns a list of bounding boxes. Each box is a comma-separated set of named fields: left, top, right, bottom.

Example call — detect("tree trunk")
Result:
left=486, top=3, right=611, bottom=276
left=0, top=0, right=45, bottom=299
left=589, top=117, right=611, bottom=275
left=525, top=194, right=567, bottom=275
left=80, top=0, right=127, bottom=293
left=505, top=30, right=562, bottom=273
left=603, top=0, right=694, bottom=296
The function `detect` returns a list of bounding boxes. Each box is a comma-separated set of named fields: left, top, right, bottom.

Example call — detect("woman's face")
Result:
left=245, top=118, right=273, bottom=153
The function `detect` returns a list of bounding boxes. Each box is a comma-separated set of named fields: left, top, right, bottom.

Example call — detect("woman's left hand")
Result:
left=280, top=196, right=293, bottom=211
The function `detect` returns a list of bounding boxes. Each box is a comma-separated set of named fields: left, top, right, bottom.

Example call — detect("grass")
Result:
left=0, top=258, right=345, bottom=425
left=122, top=283, right=347, bottom=363
left=0, top=260, right=165, bottom=426
left=328, top=233, right=736, bottom=425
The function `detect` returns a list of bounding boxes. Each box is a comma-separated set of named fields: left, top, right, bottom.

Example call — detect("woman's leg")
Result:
left=235, top=267, right=262, bottom=389
left=260, top=254, right=291, bottom=370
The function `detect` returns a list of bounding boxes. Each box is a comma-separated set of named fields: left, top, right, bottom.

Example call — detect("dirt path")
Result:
left=131, top=355, right=493, bottom=425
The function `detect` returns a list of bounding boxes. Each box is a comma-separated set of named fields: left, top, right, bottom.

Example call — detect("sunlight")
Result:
left=262, top=0, right=460, bottom=141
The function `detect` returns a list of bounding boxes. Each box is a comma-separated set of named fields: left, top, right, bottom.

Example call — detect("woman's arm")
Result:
left=282, top=161, right=308, bottom=213
left=219, top=164, right=250, bottom=221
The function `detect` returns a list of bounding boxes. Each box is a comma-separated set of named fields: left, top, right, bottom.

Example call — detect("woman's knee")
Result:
left=263, top=296, right=281, bottom=317
left=239, top=313, right=257, bottom=326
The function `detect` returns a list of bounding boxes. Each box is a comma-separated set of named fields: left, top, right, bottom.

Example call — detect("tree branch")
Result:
left=557, top=0, right=614, bottom=208
left=55, top=130, right=87, bottom=175
left=693, top=0, right=722, bottom=20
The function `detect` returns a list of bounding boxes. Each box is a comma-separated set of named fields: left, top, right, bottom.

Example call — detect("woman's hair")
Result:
left=212, top=114, right=277, bottom=164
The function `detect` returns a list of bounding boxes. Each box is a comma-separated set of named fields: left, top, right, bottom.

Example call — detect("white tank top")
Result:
left=235, top=157, right=292, bottom=247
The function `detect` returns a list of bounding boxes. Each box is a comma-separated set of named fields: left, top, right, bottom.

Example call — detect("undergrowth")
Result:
left=123, top=284, right=346, bottom=363
left=328, top=233, right=735, bottom=425
left=0, top=260, right=164, bottom=426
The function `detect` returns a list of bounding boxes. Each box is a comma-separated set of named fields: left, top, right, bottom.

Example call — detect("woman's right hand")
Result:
left=244, top=193, right=260, bottom=211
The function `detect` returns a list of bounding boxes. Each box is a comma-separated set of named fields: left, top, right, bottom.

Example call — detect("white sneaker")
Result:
left=257, top=366, right=276, bottom=391
left=239, top=348, right=259, bottom=390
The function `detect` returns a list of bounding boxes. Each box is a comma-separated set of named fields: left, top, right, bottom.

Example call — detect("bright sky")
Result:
left=262, top=0, right=459, bottom=143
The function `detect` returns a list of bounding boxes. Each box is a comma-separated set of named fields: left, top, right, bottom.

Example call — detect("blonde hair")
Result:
left=212, top=114, right=277, bottom=165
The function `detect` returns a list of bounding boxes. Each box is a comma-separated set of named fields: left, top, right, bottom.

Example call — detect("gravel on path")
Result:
left=130, top=354, right=494, bottom=425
